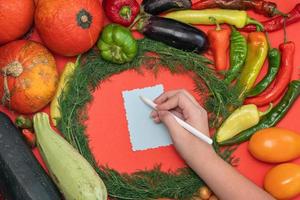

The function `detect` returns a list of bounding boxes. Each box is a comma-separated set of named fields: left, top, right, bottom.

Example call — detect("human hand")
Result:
left=151, top=90, right=213, bottom=157
left=151, top=90, right=275, bottom=200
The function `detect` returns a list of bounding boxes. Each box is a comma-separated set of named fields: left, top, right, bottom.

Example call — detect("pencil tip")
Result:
left=139, top=95, right=145, bottom=101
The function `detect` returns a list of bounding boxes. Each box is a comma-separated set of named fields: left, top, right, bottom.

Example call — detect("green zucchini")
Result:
left=0, top=112, right=61, bottom=200
left=33, top=112, right=107, bottom=200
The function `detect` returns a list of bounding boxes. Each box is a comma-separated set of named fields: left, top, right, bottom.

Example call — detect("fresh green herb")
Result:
left=58, top=38, right=239, bottom=200
left=138, top=38, right=241, bottom=125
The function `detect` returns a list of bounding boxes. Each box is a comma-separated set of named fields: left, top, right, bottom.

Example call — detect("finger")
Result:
left=154, top=91, right=178, bottom=104
left=157, top=111, right=187, bottom=139
left=153, top=107, right=183, bottom=121
left=170, top=110, right=184, bottom=120
left=153, top=116, right=161, bottom=123
left=156, top=94, right=179, bottom=111
left=157, top=93, right=195, bottom=113
left=155, top=89, right=201, bottom=109
left=150, top=110, right=158, bottom=118
left=178, top=89, right=199, bottom=106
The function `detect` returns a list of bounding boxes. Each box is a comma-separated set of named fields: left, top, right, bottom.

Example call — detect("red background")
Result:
left=1, top=0, right=300, bottom=199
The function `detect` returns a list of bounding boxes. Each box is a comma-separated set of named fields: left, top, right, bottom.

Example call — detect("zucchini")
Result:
left=33, top=112, right=107, bottom=200
left=0, top=112, right=61, bottom=200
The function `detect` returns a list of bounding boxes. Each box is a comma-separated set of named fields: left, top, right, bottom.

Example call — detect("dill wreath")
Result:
left=57, top=38, right=240, bottom=200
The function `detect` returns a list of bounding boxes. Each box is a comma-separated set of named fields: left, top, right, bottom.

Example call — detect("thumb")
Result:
left=158, top=111, right=186, bottom=139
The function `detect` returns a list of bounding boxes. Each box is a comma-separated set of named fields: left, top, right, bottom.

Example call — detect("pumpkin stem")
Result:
left=1, top=61, right=24, bottom=107
left=1, top=71, right=10, bottom=107
left=3, top=61, right=24, bottom=77
left=80, top=15, right=88, bottom=23
left=77, top=9, right=92, bottom=29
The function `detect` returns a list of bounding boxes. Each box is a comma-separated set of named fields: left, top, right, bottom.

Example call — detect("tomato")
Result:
left=264, top=163, right=300, bottom=199
left=248, top=128, right=300, bottom=163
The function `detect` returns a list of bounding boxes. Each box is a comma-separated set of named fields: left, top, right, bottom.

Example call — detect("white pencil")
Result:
left=139, top=96, right=213, bottom=145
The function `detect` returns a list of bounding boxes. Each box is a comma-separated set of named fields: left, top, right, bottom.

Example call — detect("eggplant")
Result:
left=142, top=0, right=192, bottom=15
left=0, top=112, right=61, bottom=200
left=138, top=16, right=209, bottom=53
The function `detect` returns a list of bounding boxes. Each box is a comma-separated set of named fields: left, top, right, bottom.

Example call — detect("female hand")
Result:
left=151, top=90, right=214, bottom=159
left=151, top=90, right=275, bottom=200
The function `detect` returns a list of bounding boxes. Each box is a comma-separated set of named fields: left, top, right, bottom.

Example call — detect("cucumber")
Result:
left=0, top=112, right=61, bottom=200
left=33, top=112, right=107, bottom=200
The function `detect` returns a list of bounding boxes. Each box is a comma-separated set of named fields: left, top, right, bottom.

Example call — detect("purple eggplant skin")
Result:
left=0, top=112, right=61, bottom=200
left=139, top=16, right=209, bottom=53
left=142, top=0, right=192, bottom=15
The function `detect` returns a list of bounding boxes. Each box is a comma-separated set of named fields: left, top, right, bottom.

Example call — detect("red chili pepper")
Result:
left=241, top=3, right=300, bottom=32
left=102, top=0, right=140, bottom=27
left=21, top=129, right=36, bottom=148
left=245, top=41, right=295, bottom=106
left=192, top=0, right=283, bottom=17
left=207, top=18, right=231, bottom=71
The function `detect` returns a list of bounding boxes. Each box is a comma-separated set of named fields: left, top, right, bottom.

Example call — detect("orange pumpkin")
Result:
left=0, top=40, right=58, bottom=114
left=35, top=0, right=104, bottom=56
left=0, top=0, right=35, bottom=45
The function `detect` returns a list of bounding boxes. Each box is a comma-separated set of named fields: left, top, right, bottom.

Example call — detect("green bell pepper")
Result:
left=97, top=24, right=138, bottom=64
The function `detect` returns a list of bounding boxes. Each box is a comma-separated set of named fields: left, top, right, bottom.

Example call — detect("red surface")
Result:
left=1, top=0, right=300, bottom=199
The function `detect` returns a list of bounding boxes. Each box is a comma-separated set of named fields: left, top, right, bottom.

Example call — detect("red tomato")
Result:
left=248, top=128, right=300, bottom=163
left=264, top=163, right=300, bottom=199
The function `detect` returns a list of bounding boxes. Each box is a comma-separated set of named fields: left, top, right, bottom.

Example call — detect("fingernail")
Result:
left=156, top=105, right=162, bottom=110
left=150, top=111, right=156, bottom=118
left=153, top=117, right=160, bottom=123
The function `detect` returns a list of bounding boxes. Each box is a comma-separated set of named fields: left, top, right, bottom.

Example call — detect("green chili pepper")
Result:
left=236, top=32, right=268, bottom=99
left=216, top=103, right=272, bottom=143
left=220, top=80, right=300, bottom=146
left=97, top=24, right=138, bottom=64
left=246, top=48, right=281, bottom=97
left=224, top=27, right=247, bottom=84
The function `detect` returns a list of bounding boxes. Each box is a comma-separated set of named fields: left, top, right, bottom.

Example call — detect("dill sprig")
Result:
left=96, top=166, right=204, bottom=200
left=58, top=38, right=239, bottom=200
left=137, top=39, right=241, bottom=126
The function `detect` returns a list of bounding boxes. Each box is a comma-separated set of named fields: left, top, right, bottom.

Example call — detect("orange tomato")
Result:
left=264, top=163, right=300, bottom=199
left=248, top=128, right=300, bottom=163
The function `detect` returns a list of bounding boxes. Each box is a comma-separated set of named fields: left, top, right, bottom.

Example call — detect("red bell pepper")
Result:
left=103, top=0, right=140, bottom=27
